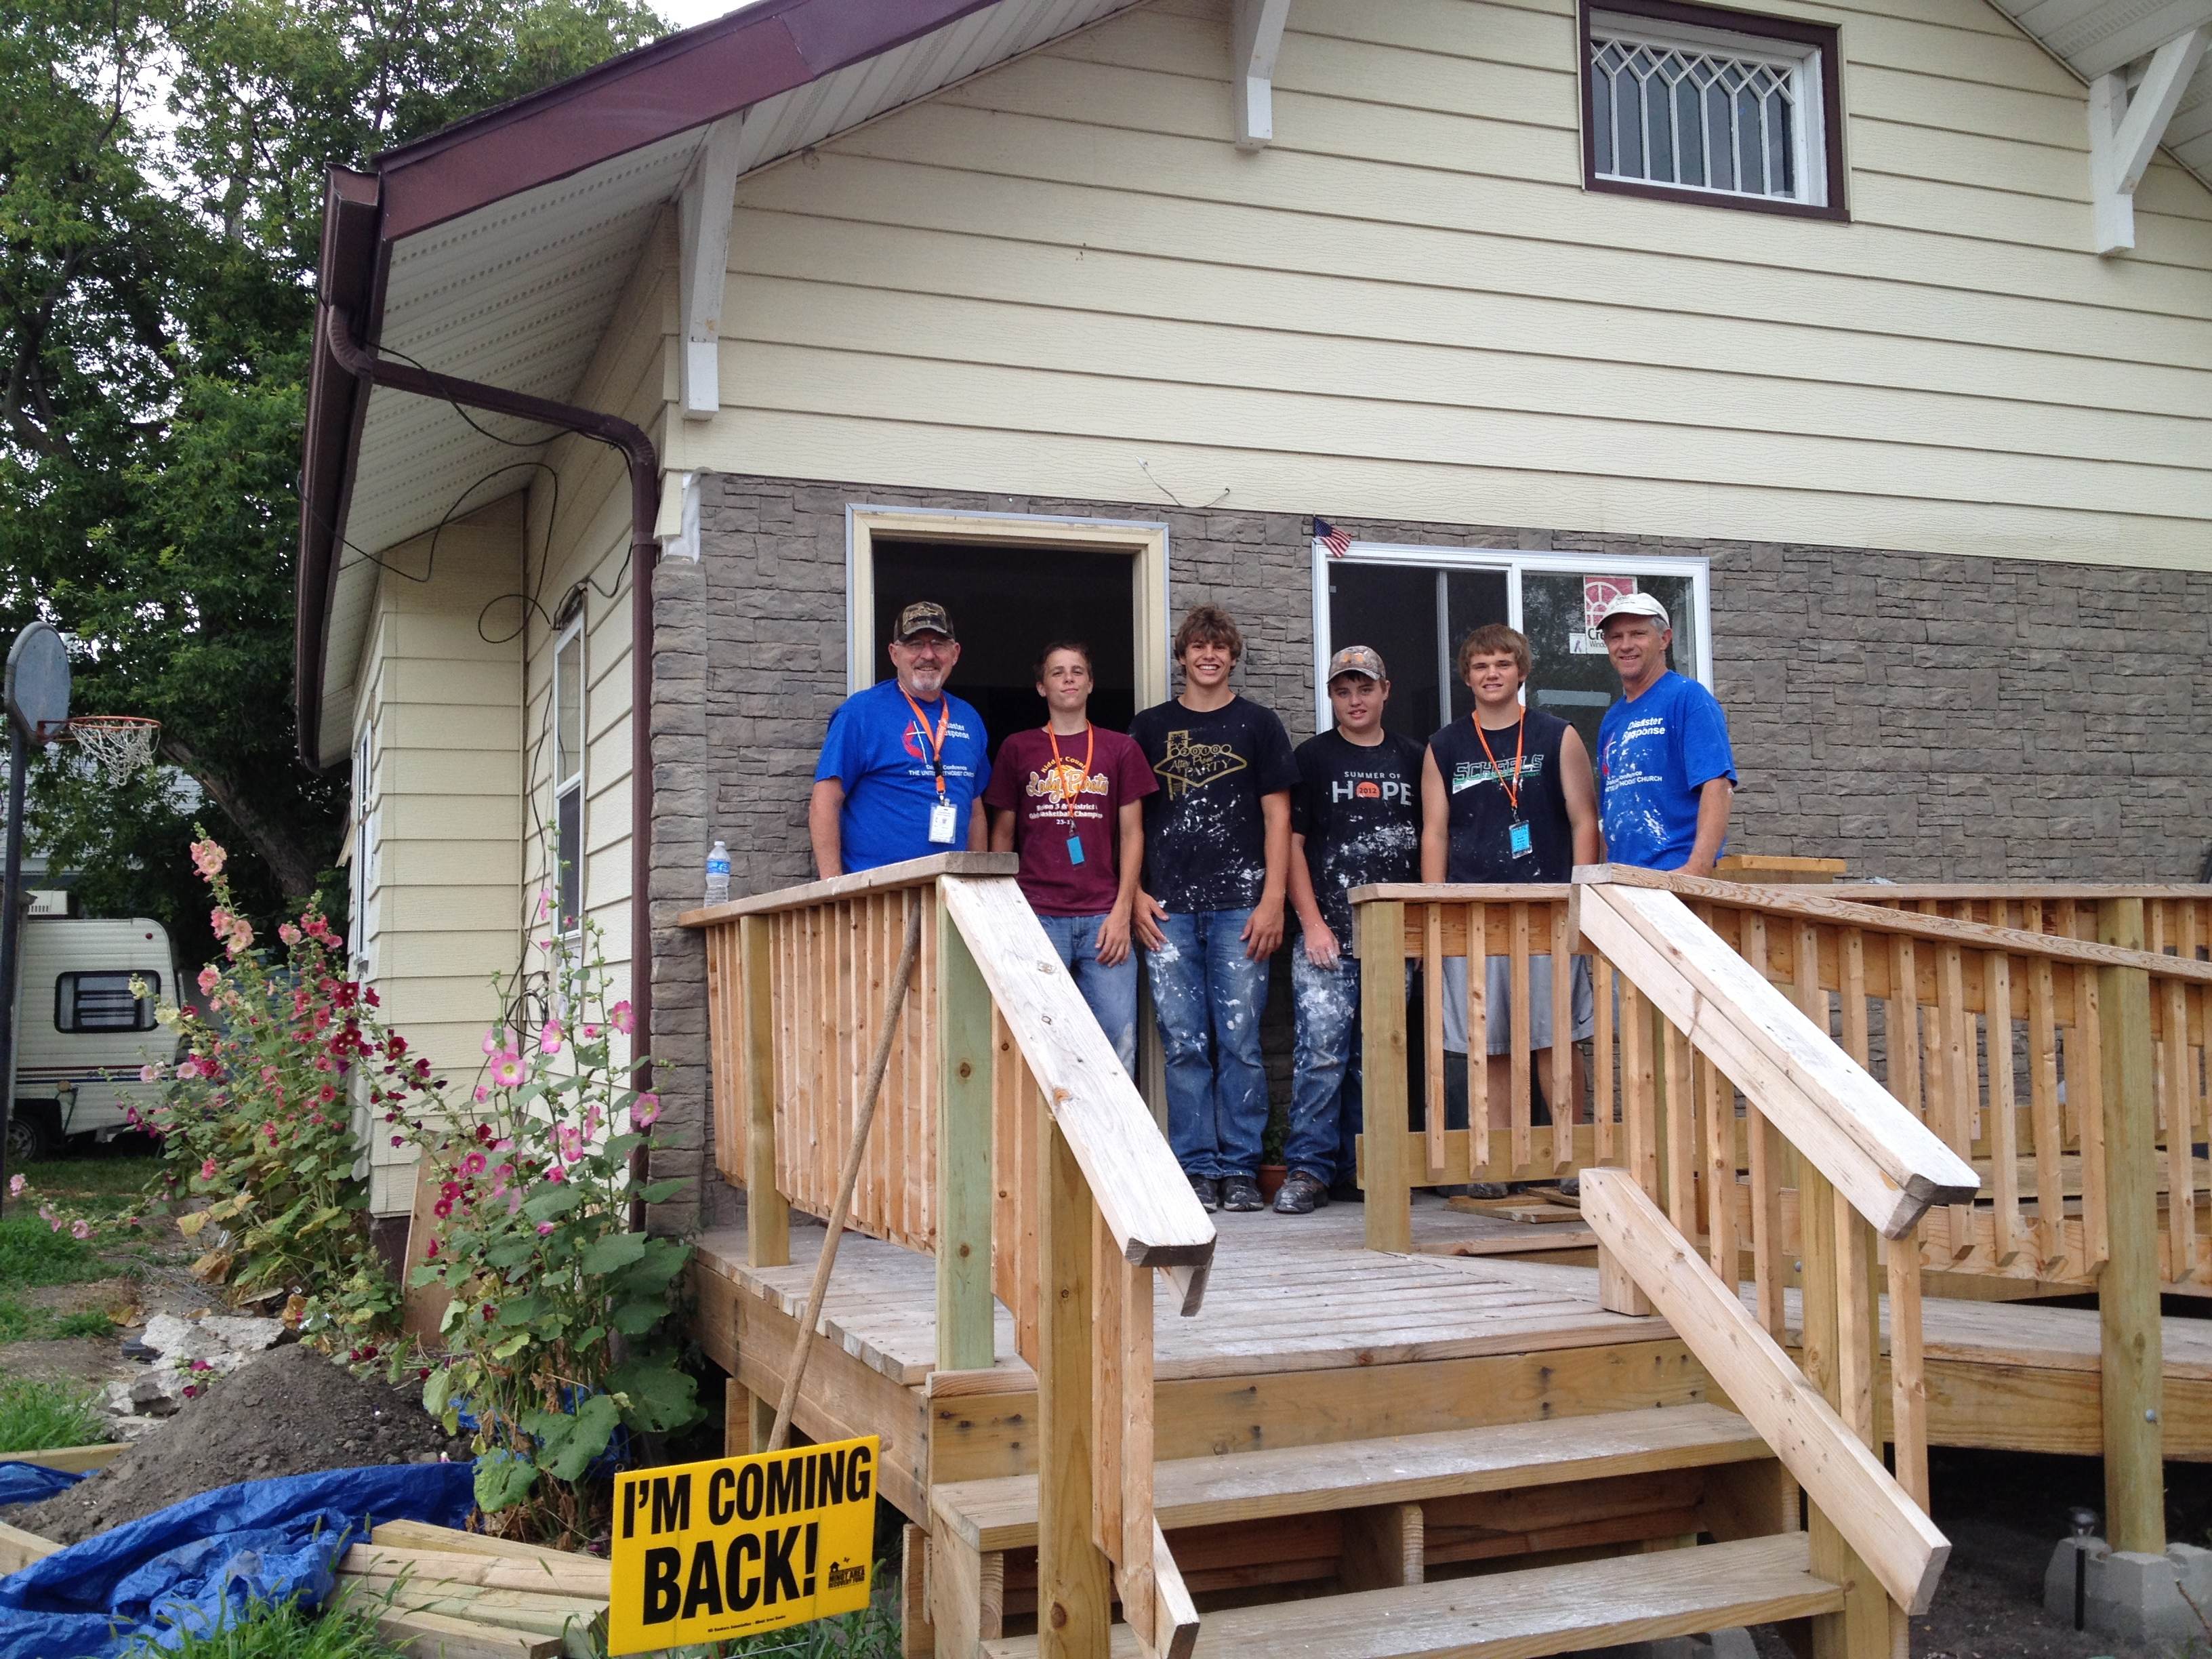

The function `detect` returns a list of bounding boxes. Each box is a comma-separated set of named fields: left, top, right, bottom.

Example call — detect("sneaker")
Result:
left=1189, top=1175, right=1220, bottom=1213
left=1220, top=1175, right=1265, bottom=1212
left=1273, top=1171, right=1330, bottom=1214
left=1463, top=1182, right=1511, bottom=1199
left=1553, top=1176, right=1582, bottom=1200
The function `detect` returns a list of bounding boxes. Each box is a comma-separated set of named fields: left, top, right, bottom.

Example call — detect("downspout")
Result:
left=323, top=306, right=660, bottom=1223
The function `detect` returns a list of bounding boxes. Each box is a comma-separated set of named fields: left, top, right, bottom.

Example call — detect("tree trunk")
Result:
left=161, top=735, right=333, bottom=900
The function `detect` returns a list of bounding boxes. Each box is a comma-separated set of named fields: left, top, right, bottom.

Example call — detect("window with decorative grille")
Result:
left=1582, top=0, right=1844, bottom=218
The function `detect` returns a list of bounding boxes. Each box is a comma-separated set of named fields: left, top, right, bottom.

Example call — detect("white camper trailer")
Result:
left=7, top=916, right=180, bottom=1162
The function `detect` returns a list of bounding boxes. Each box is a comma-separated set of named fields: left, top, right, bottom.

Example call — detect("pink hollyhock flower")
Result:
left=537, top=1221, right=555, bottom=1235
left=432, top=1197, right=453, bottom=1219
left=491, top=1052, right=527, bottom=1089
left=139, top=1063, right=162, bottom=1084
left=545, top=1164, right=568, bottom=1184
left=481, top=1029, right=501, bottom=1057
left=200, top=1158, right=218, bottom=1181
left=70, top=1219, right=91, bottom=1240
left=279, top=922, right=302, bottom=947
left=581, top=1023, right=600, bottom=1041
left=190, top=838, right=226, bottom=880
left=472, top=1085, right=489, bottom=1105
left=556, top=1125, right=582, bottom=1160
left=198, top=964, right=221, bottom=998
left=5, top=1174, right=23, bottom=1197
left=538, top=1017, right=563, bottom=1055
left=190, top=1357, right=211, bottom=1372
left=634, top=1093, right=663, bottom=1128
left=609, top=1000, right=635, bottom=1036
left=461, top=1151, right=487, bottom=1176
left=537, top=888, right=554, bottom=920
left=425, top=1239, right=439, bottom=1260
left=182, top=1385, right=199, bottom=1399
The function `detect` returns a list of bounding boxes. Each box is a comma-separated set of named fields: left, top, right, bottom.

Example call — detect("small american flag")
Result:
left=1313, top=516, right=1351, bottom=559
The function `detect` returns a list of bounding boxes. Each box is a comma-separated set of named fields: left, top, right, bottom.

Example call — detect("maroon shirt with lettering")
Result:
left=983, top=727, right=1158, bottom=916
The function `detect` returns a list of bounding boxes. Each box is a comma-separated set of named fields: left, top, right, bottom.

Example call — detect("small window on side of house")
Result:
left=1583, top=0, right=1845, bottom=220
left=553, top=617, right=585, bottom=935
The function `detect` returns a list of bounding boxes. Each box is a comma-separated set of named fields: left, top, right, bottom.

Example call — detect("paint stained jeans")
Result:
left=1034, top=911, right=1139, bottom=1076
left=1289, top=945, right=1415, bottom=1187
left=1147, top=907, right=1269, bottom=1181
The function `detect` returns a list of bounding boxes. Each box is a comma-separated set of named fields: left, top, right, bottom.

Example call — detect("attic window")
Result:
left=1582, top=0, right=1845, bottom=220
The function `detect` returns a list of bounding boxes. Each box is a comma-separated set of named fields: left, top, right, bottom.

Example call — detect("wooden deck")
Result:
left=693, top=1192, right=2212, bottom=1480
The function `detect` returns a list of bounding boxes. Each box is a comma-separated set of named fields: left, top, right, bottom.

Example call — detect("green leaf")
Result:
left=422, top=1368, right=453, bottom=1417
left=632, top=1179, right=689, bottom=1204
left=607, top=1359, right=700, bottom=1433
left=486, top=1239, right=537, bottom=1269
left=492, top=1331, right=532, bottom=1359
left=474, top=1452, right=539, bottom=1513
left=600, top=1133, right=644, bottom=1164
left=579, top=1231, right=647, bottom=1275
left=611, top=1300, right=663, bottom=1336
left=535, top=1393, right=620, bottom=1482
left=495, top=1294, right=544, bottom=1326
left=523, top=1185, right=583, bottom=1221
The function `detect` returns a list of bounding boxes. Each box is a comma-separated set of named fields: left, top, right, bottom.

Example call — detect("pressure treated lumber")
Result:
left=0, top=1517, right=58, bottom=1574
left=1578, top=880, right=1978, bottom=1236
left=368, top=1521, right=584, bottom=1564
left=937, top=892, right=996, bottom=1371
left=373, top=1606, right=559, bottom=1659
left=0, top=1441, right=125, bottom=1473
left=1579, top=1169, right=1948, bottom=1615
left=2098, top=897, right=2167, bottom=1555
left=678, top=852, right=1018, bottom=926
left=941, top=874, right=1214, bottom=1272
left=339, top=1543, right=609, bottom=1598
left=1361, top=898, right=1414, bottom=1252
left=983, top=1533, right=1842, bottom=1659
left=933, top=1402, right=1769, bottom=1551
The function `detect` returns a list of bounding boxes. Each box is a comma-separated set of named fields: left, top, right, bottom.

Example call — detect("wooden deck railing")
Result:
left=1831, top=884, right=2212, bottom=959
left=683, top=853, right=1214, bottom=1659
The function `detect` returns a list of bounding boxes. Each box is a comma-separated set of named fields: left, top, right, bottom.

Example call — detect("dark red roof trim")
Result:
left=295, top=0, right=1006, bottom=762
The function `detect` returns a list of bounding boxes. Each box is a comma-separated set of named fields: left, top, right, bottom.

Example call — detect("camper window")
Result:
left=57, top=971, right=161, bottom=1033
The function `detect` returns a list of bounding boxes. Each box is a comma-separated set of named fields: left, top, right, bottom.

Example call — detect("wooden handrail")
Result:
left=939, top=873, right=1216, bottom=1272
left=678, top=851, right=1017, bottom=927
left=1576, top=881, right=1980, bottom=1238
left=1580, top=1170, right=1948, bottom=1616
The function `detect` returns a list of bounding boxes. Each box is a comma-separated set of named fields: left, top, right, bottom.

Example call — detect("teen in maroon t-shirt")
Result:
left=985, top=642, right=1158, bottom=1074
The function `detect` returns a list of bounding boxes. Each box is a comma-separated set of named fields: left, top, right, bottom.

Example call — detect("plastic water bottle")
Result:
left=704, top=839, right=731, bottom=906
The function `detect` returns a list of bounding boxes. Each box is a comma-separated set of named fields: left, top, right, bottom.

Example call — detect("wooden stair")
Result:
left=930, top=1403, right=1809, bottom=1658
left=981, top=1532, right=1843, bottom=1658
left=933, top=1402, right=1772, bottom=1552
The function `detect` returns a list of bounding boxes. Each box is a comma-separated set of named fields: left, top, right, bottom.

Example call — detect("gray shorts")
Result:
left=1440, top=955, right=1596, bottom=1056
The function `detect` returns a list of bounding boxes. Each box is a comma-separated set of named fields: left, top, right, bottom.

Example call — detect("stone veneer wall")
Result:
left=645, top=474, right=2212, bottom=1229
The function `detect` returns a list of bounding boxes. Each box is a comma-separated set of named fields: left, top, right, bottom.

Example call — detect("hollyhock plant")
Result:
left=398, top=915, right=695, bottom=1542
left=146, top=825, right=441, bottom=1349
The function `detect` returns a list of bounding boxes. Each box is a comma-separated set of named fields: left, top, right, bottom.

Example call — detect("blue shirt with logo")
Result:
left=1595, top=672, right=1738, bottom=871
left=815, top=679, right=991, bottom=872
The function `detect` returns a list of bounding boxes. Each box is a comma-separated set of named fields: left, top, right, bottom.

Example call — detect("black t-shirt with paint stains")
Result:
left=1128, top=695, right=1300, bottom=914
left=1291, top=728, right=1427, bottom=952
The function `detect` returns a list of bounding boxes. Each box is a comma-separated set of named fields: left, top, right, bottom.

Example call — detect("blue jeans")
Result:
left=1147, top=908, right=1270, bottom=1181
left=1288, top=941, right=1360, bottom=1185
left=1034, top=912, right=1139, bottom=1076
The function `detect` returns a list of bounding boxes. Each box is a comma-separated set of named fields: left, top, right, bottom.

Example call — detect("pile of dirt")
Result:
left=10, top=1343, right=462, bottom=1544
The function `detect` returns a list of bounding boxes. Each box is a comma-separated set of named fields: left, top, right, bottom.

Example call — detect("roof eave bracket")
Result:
left=1231, top=0, right=1292, bottom=150
left=677, top=113, right=746, bottom=419
left=2090, top=24, right=2211, bottom=256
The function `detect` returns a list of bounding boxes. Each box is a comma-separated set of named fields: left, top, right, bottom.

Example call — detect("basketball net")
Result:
left=66, top=716, right=161, bottom=784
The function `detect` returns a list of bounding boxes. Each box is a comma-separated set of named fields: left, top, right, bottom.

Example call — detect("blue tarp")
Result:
left=0, top=1460, right=475, bottom=1659
left=0, top=1462, right=88, bottom=1507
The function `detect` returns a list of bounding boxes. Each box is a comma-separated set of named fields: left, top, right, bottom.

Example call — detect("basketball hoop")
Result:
left=66, top=716, right=161, bottom=783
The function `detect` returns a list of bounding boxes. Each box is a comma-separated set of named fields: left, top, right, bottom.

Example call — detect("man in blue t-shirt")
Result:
left=809, top=602, right=991, bottom=876
left=1593, top=593, right=1736, bottom=874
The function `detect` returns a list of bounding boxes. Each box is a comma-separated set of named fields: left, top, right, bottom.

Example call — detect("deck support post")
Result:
left=1361, top=899, right=1412, bottom=1253
left=741, top=914, right=790, bottom=1269
left=937, top=893, right=997, bottom=1372
left=2097, top=898, right=2165, bottom=1555
left=1037, top=1116, right=1111, bottom=1657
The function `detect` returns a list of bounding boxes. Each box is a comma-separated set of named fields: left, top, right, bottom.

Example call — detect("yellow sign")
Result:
left=608, top=1435, right=879, bottom=1653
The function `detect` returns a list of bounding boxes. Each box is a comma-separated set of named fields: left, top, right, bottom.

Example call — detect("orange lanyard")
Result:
left=899, top=687, right=950, bottom=798
left=1473, top=714, right=1525, bottom=814
left=1044, top=724, right=1094, bottom=824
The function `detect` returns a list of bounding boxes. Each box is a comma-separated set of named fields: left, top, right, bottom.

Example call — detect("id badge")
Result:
left=1508, top=820, right=1534, bottom=860
left=1066, top=834, right=1086, bottom=866
left=928, top=800, right=959, bottom=844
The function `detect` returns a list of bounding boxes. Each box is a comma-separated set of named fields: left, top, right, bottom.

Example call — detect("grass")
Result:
left=0, top=1212, right=118, bottom=1287
left=125, top=1586, right=411, bottom=1659
left=555, top=1593, right=904, bottom=1658
left=0, top=1371, right=108, bottom=1451
left=18, top=1150, right=164, bottom=1214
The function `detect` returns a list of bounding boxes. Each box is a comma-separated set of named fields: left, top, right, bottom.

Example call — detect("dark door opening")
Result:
left=1324, top=562, right=1509, bottom=742
left=871, top=539, right=1138, bottom=758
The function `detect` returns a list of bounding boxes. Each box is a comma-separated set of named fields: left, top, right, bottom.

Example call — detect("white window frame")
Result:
left=1588, top=8, right=1828, bottom=208
left=551, top=613, right=586, bottom=938
left=1309, top=541, right=1714, bottom=735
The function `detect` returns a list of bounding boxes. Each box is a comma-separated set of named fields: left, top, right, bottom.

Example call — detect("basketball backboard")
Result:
left=5, top=624, right=70, bottom=742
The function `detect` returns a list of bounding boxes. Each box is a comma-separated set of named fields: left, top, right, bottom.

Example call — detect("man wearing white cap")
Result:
left=1593, top=593, right=1736, bottom=874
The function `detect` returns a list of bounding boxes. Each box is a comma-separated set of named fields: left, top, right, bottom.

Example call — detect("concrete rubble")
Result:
left=98, top=1311, right=289, bottom=1435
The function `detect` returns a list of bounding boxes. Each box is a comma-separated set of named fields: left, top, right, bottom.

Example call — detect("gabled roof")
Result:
left=1988, top=0, right=2212, bottom=180
left=297, top=0, right=1141, bottom=765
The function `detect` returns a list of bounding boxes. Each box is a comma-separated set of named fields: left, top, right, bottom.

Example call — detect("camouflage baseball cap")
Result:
left=1325, top=644, right=1386, bottom=682
left=893, top=600, right=956, bottom=642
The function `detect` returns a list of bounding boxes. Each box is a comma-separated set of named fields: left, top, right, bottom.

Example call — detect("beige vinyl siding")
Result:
left=514, top=220, right=676, bottom=1048
left=350, top=499, right=527, bottom=1215
left=663, top=0, right=2212, bottom=570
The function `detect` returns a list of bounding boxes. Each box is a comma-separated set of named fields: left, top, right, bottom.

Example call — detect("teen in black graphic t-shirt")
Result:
left=1130, top=605, right=1298, bottom=1215
left=1280, top=647, right=1424, bottom=1214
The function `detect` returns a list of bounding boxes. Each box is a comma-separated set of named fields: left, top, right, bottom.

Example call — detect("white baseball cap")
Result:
left=1597, top=592, right=1672, bottom=631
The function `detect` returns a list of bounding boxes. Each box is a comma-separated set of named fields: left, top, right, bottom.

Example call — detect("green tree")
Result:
left=2, top=0, right=665, bottom=953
